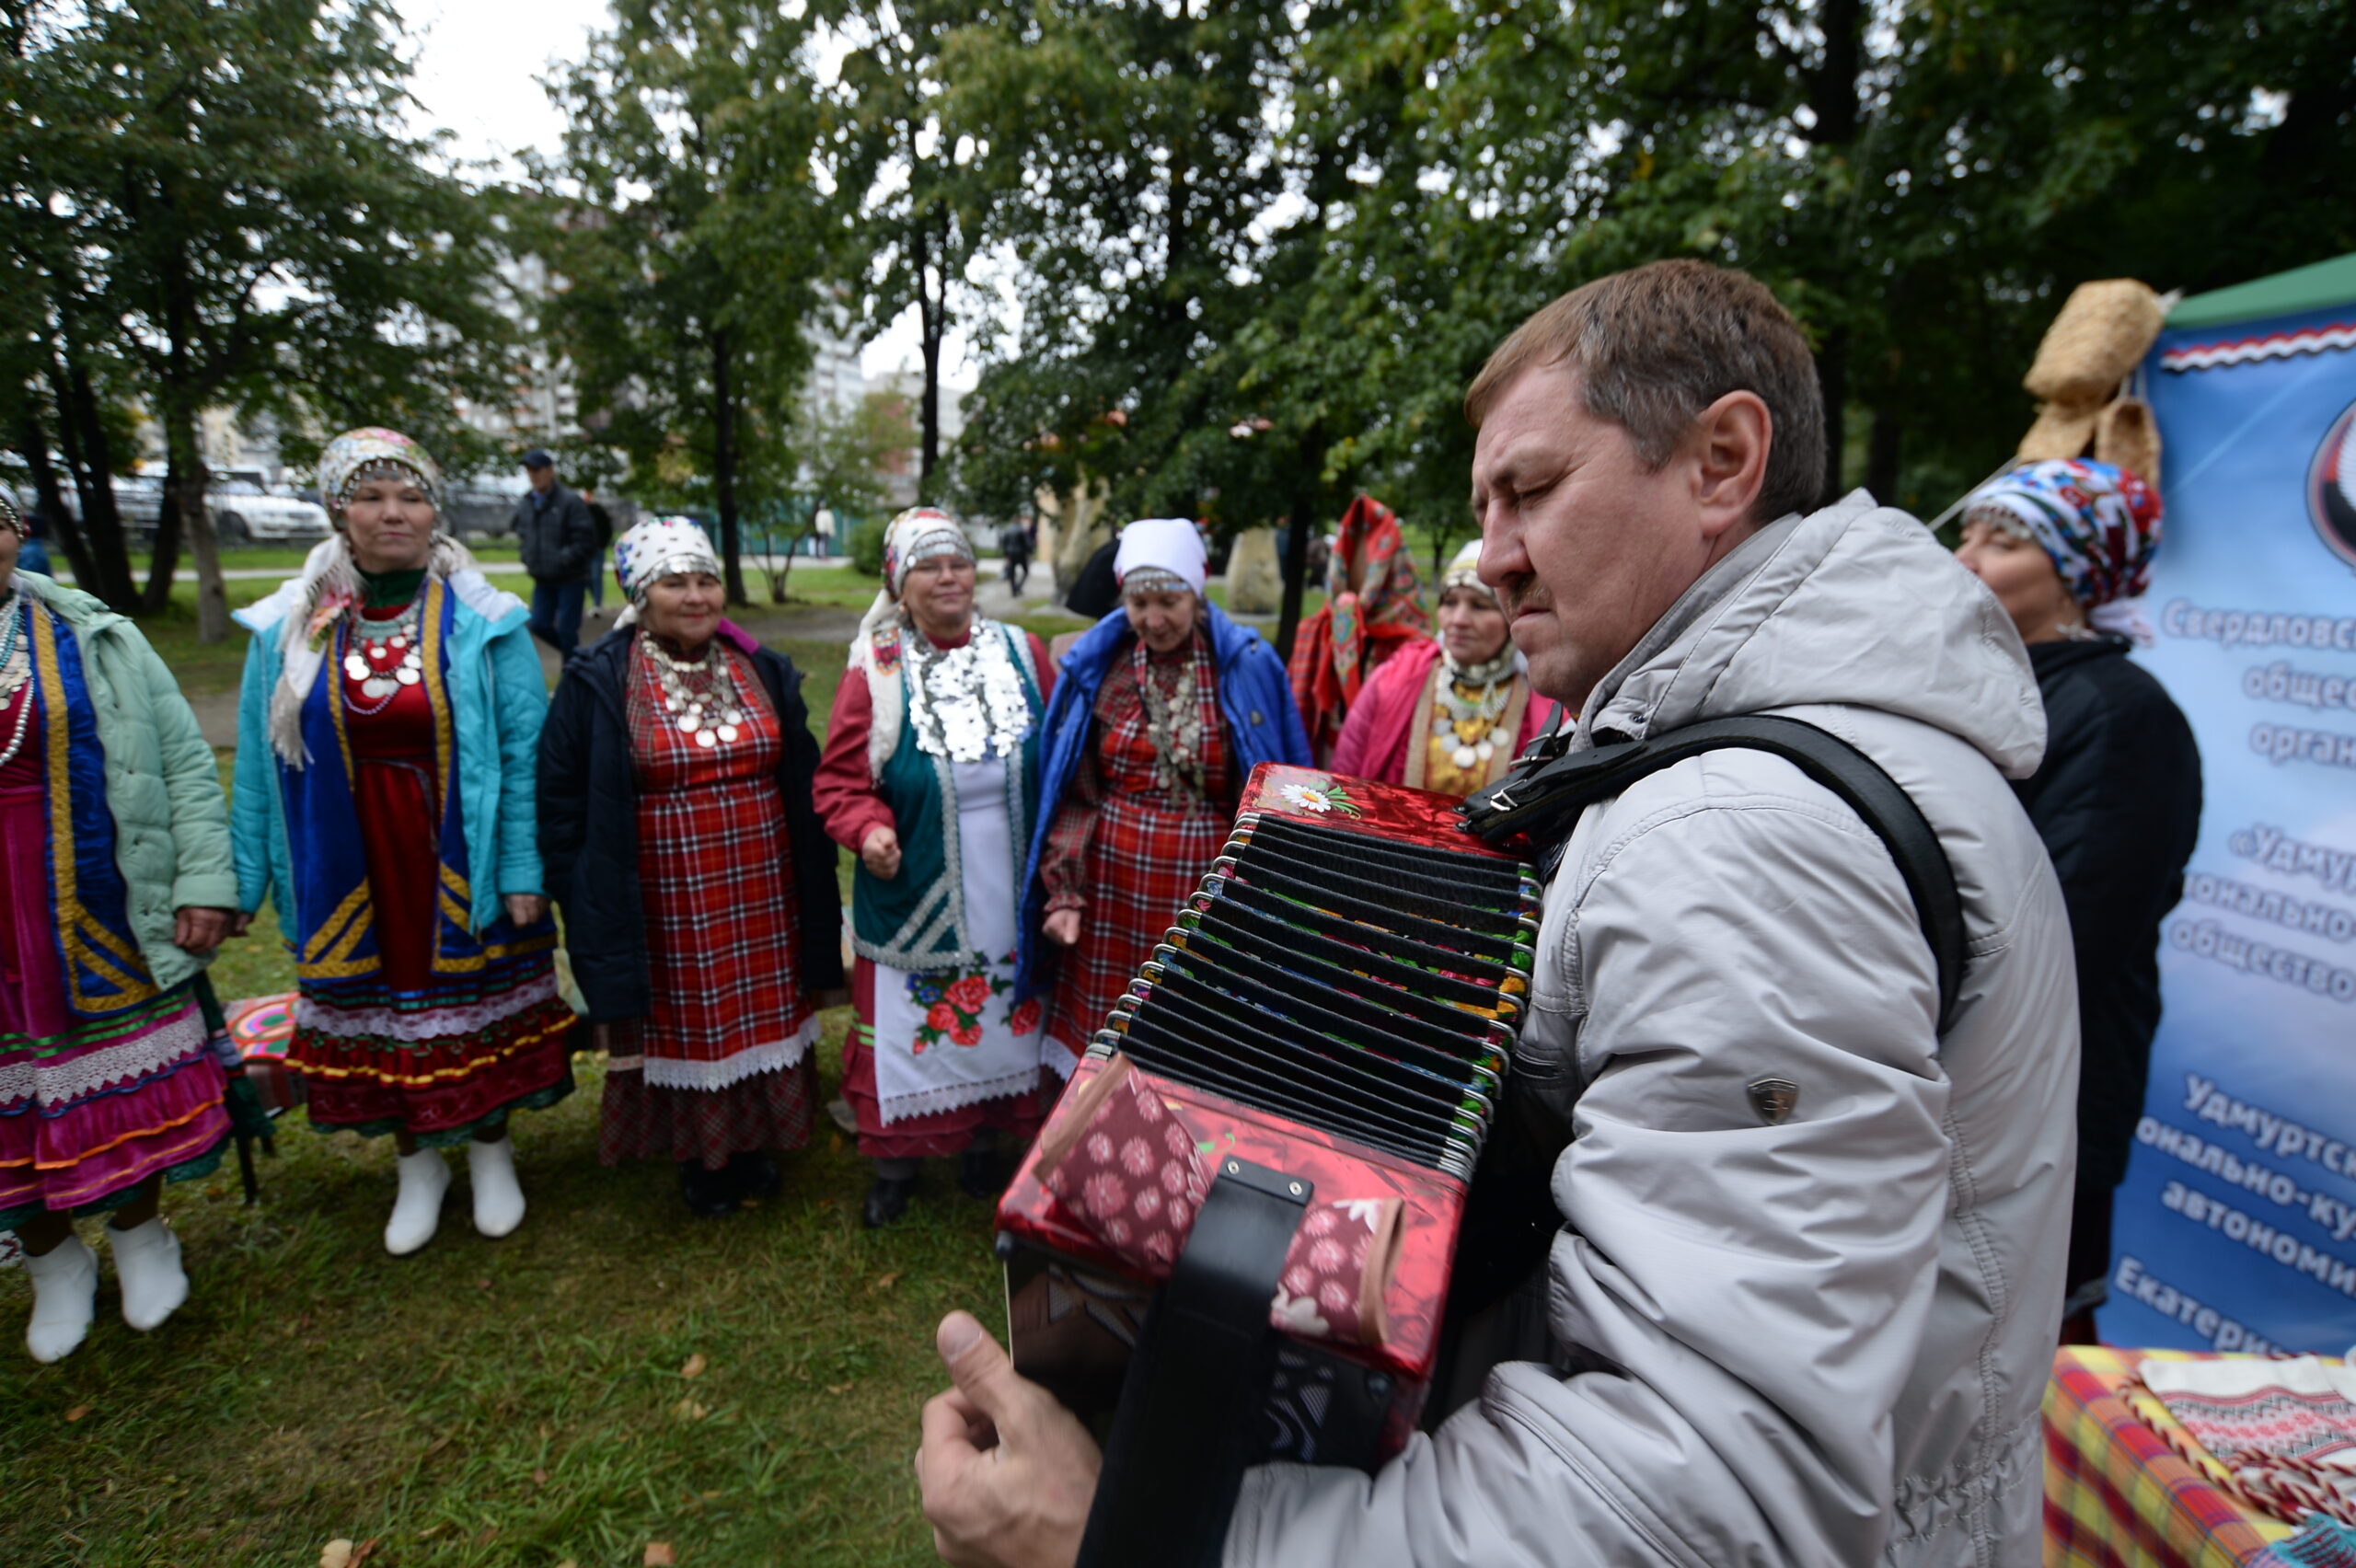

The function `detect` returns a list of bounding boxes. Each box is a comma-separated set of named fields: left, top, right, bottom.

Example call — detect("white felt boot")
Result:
left=23, top=1233, right=98, bottom=1363
left=467, top=1135, right=525, bottom=1239
left=386, top=1147, right=452, bottom=1256
left=109, top=1216, right=188, bottom=1332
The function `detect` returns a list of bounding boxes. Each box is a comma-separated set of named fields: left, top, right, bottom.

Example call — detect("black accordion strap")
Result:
left=1077, top=1159, right=1312, bottom=1568
left=1462, top=715, right=1966, bottom=1035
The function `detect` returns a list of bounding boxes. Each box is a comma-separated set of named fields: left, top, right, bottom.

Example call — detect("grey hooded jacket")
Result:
left=1224, top=494, right=2079, bottom=1567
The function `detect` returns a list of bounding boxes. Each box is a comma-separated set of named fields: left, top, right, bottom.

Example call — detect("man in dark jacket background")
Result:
left=515, top=449, right=597, bottom=654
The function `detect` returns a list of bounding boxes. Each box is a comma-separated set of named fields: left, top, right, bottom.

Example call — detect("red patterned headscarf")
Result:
left=1286, top=495, right=1429, bottom=759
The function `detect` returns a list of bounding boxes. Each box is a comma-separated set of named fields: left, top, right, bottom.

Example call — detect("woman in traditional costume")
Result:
left=1020, top=518, right=1312, bottom=1071
left=1, top=496, right=239, bottom=1361
left=231, top=429, right=574, bottom=1256
left=1330, top=538, right=1561, bottom=794
left=1285, top=495, right=1430, bottom=762
left=813, top=508, right=1059, bottom=1228
left=539, top=518, right=842, bottom=1216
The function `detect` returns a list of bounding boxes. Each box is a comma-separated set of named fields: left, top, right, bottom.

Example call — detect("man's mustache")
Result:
left=1499, top=577, right=1547, bottom=617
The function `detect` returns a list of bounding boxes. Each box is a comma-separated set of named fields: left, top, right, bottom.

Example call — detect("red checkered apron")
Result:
left=1040, top=637, right=1232, bottom=1055
left=601, top=640, right=815, bottom=1168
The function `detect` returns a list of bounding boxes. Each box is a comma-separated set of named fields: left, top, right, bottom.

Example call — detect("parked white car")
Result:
left=208, top=478, right=329, bottom=544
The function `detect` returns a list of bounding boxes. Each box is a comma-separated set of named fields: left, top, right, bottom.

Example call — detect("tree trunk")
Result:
left=153, top=400, right=225, bottom=638
left=1276, top=491, right=1314, bottom=665
left=46, top=352, right=138, bottom=610
left=1275, top=425, right=1327, bottom=663
left=15, top=411, right=95, bottom=589
left=143, top=480, right=184, bottom=619
left=1865, top=405, right=1902, bottom=506
left=1816, top=326, right=1849, bottom=507
left=916, top=218, right=942, bottom=499
left=711, top=327, right=746, bottom=605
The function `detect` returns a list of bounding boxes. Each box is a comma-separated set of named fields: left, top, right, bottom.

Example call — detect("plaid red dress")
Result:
left=599, top=638, right=816, bottom=1169
left=1039, top=632, right=1232, bottom=1057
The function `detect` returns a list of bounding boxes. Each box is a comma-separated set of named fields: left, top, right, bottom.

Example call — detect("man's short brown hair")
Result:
left=1464, top=259, right=1827, bottom=525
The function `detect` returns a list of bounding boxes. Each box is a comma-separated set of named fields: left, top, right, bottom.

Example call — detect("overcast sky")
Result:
left=398, top=0, right=978, bottom=387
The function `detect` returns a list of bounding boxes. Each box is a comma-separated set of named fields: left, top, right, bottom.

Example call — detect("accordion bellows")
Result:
left=997, top=765, right=1540, bottom=1465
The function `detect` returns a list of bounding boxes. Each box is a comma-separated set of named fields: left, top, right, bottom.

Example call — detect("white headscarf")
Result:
left=849, top=507, right=982, bottom=777
left=611, top=516, right=722, bottom=628
left=1438, top=537, right=1498, bottom=608
left=1113, top=517, right=1207, bottom=598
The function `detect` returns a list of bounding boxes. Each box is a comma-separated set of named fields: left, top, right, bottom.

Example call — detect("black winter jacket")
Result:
left=538, top=627, right=845, bottom=1022
left=515, top=483, right=598, bottom=584
left=2013, top=636, right=2201, bottom=1193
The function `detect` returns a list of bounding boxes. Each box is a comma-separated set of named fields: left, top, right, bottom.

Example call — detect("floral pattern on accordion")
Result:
left=1034, top=1055, right=1403, bottom=1346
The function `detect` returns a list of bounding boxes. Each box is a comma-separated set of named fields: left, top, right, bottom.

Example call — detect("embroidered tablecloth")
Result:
left=2045, top=1346, right=2297, bottom=1567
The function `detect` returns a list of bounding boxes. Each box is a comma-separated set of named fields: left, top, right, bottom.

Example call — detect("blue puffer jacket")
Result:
left=1014, top=602, right=1310, bottom=1001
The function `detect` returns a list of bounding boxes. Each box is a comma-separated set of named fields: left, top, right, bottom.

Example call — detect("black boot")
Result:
left=957, top=1147, right=1005, bottom=1201
left=727, top=1150, right=782, bottom=1204
left=862, top=1173, right=918, bottom=1228
left=678, top=1160, right=738, bottom=1217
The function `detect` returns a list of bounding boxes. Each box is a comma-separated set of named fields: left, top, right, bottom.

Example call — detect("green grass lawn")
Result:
left=2, top=766, right=997, bottom=1568
left=0, top=728, right=997, bottom=1567
left=0, top=577, right=1304, bottom=1565
left=0, top=1027, right=999, bottom=1568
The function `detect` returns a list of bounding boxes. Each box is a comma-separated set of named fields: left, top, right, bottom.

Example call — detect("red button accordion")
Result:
left=995, top=764, right=1540, bottom=1565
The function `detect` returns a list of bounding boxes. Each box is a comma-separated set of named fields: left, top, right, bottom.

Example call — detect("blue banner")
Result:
left=2100, top=291, right=2356, bottom=1353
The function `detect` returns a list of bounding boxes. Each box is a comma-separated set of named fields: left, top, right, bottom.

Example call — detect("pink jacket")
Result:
left=1328, top=637, right=1559, bottom=786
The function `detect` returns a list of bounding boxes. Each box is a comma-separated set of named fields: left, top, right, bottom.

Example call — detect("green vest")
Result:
left=850, top=621, right=1044, bottom=970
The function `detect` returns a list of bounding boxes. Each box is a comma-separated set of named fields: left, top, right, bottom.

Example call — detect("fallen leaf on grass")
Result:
left=868, top=1272, right=900, bottom=1294
left=825, top=1382, right=852, bottom=1396
left=645, top=1544, right=677, bottom=1567
left=347, top=1541, right=379, bottom=1567
left=672, top=1398, right=708, bottom=1422
left=681, top=1353, right=707, bottom=1379
left=476, top=1278, right=492, bottom=1291
left=476, top=1526, right=498, bottom=1546
left=63, top=1404, right=90, bottom=1423
left=532, top=1468, right=549, bottom=1487
left=319, top=1541, right=353, bottom=1568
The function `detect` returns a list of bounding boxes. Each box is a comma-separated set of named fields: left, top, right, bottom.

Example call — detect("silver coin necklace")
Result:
left=341, top=594, right=425, bottom=713
left=646, top=635, right=744, bottom=748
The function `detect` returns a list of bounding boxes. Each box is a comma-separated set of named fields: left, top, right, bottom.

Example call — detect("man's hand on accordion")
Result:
left=917, top=1309, right=1099, bottom=1568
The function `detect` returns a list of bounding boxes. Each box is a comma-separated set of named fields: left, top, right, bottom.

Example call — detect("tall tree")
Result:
left=536, top=0, right=839, bottom=605
left=837, top=0, right=997, bottom=502
left=0, top=0, right=515, bottom=636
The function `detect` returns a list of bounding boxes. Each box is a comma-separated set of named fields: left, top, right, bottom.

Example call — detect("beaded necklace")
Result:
left=0, top=591, right=29, bottom=768
left=1430, top=647, right=1518, bottom=771
left=1135, top=636, right=1210, bottom=801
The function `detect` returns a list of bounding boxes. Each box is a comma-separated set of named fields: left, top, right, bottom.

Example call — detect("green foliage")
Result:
left=847, top=516, right=889, bottom=577
left=835, top=0, right=999, bottom=501
left=0, top=0, right=520, bottom=631
left=938, top=0, right=2356, bottom=541
left=532, top=0, right=843, bottom=605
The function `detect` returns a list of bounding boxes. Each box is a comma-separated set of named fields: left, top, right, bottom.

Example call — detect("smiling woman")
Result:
left=229, top=428, right=577, bottom=1259
left=537, top=517, right=845, bottom=1219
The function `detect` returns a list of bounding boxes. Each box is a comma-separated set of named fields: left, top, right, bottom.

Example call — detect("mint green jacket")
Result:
left=16, top=571, right=236, bottom=992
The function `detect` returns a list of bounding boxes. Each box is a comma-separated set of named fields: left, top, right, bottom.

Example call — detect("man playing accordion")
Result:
left=918, top=259, right=2077, bottom=1568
